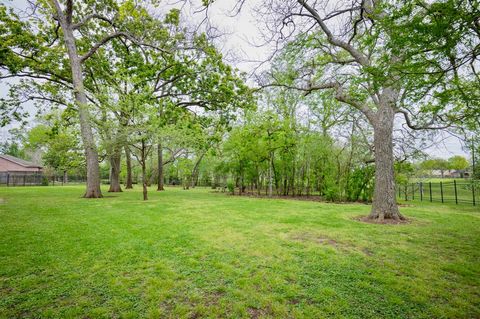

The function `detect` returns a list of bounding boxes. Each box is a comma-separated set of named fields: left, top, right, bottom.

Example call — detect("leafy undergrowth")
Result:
left=0, top=186, right=478, bottom=318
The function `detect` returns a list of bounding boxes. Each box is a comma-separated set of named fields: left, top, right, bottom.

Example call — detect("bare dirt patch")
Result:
left=291, top=233, right=375, bottom=256
left=398, top=203, right=415, bottom=207
left=291, top=233, right=339, bottom=248
left=247, top=307, right=267, bottom=319
left=204, top=291, right=224, bottom=307
left=362, top=247, right=374, bottom=256
left=353, top=215, right=412, bottom=225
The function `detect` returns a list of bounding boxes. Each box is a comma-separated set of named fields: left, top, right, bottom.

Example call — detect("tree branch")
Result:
left=65, top=0, right=73, bottom=24
left=397, top=109, right=451, bottom=130
left=79, top=32, right=134, bottom=63
left=333, top=84, right=376, bottom=123
left=72, top=14, right=115, bottom=30
left=79, top=31, right=170, bottom=63
left=163, top=148, right=185, bottom=165
left=296, top=0, right=370, bottom=66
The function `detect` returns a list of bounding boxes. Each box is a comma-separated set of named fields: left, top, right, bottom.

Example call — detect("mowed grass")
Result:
left=0, top=186, right=479, bottom=319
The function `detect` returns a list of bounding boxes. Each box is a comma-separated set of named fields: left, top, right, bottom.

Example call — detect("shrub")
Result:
left=41, top=176, right=49, bottom=186
left=227, top=182, right=235, bottom=194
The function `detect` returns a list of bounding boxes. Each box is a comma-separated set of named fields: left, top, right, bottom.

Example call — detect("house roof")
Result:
left=0, top=154, right=42, bottom=168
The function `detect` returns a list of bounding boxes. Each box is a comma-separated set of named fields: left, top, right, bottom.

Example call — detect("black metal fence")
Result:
left=0, top=173, right=43, bottom=186
left=397, top=180, right=479, bottom=206
left=0, top=173, right=86, bottom=187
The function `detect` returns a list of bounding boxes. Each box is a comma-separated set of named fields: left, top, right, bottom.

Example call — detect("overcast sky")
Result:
left=0, top=0, right=470, bottom=160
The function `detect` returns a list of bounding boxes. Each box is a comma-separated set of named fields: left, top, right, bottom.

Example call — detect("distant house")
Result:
left=0, top=154, right=42, bottom=175
left=0, top=154, right=43, bottom=186
left=446, top=170, right=469, bottom=179
left=430, top=169, right=470, bottom=179
left=431, top=170, right=445, bottom=178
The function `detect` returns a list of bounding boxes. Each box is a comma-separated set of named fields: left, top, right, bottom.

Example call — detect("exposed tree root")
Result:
left=83, top=190, right=103, bottom=198
left=354, top=215, right=410, bottom=225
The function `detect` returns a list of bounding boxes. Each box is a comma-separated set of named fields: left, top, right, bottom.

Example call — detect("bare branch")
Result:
left=79, top=31, right=171, bottom=63
left=397, top=109, right=451, bottom=130
left=79, top=32, right=133, bottom=63
left=163, top=148, right=185, bottom=165
left=296, top=0, right=370, bottom=66
left=72, top=14, right=115, bottom=30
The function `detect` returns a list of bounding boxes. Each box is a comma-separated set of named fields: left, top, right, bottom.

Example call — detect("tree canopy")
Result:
left=0, top=0, right=477, bottom=221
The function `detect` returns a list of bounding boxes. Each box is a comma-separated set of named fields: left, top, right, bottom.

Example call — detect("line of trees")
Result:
left=0, top=0, right=253, bottom=200
left=1, top=0, right=479, bottom=221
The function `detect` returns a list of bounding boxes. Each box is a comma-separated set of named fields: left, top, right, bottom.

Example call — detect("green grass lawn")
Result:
left=0, top=186, right=479, bottom=318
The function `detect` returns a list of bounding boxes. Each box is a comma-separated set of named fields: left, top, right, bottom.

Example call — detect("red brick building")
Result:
left=0, top=154, right=43, bottom=174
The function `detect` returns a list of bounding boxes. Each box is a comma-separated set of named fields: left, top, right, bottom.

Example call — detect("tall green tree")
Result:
left=0, top=1, right=146, bottom=197
left=246, top=0, right=479, bottom=220
left=448, top=155, right=469, bottom=171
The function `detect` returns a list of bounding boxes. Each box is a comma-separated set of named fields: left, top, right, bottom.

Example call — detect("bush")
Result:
left=346, top=166, right=375, bottom=202
left=227, top=182, right=235, bottom=194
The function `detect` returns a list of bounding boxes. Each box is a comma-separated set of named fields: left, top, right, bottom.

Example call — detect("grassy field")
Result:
left=0, top=186, right=479, bottom=318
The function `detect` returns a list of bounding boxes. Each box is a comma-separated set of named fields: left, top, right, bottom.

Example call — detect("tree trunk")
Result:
left=63, top=170, right=68, bottom=184
left=240, top=173, right=244, bottom=195
left=268, top=152, right=273, bottom=197
left=53, top=5, right=102, bottom=198
left=141, top=140, right=148, bottom=201
left=190, top=153, right=205, bottom=188
left=157, top=143, right=164, bottom=191
left=142, top=162, right=148, bottom=200
left=108, top=149, right=122, bottom=192
left=125, top=146, right=133, bottom=189
left=368, top=106, right=404, bottom=221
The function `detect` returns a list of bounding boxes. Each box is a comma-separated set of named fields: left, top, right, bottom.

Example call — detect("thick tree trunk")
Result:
left=108, top=149, right=122, bottom=192
left=157, top=143, right=164, bottom=191
left=125, top=146, right=133, bottom=189
left=54, top=7, right=102, bottom=198
left=369, top=106, right=404, bottom=221
left=63, top=170, right=68, bottom=184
